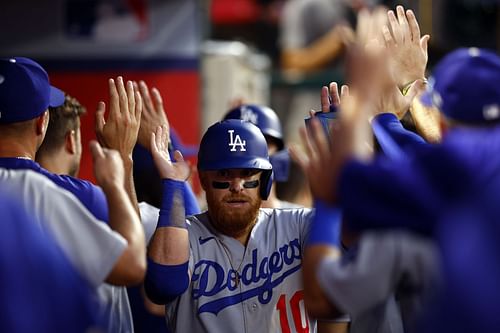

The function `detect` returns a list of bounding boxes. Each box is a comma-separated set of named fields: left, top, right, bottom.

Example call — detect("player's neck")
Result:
left=0, top=139, right=36, bottom=160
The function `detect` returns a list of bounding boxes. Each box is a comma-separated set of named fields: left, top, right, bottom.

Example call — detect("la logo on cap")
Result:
left=240, top=106, right=258, bottom=124
left=228, top=129, right=246, bottom=152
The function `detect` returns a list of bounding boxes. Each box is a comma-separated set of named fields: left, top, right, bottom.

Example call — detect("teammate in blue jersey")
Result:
left=0, top=57, right=146, bottom=333
left=36, top=93, right=87, bottom=177
left=296, top=31, right=500, bottom=333
left=0, top=189, right=104, bottom=333
left=144, top=119, right=347, bottom=332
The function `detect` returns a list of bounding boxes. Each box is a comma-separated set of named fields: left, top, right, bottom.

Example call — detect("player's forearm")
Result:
left=148, top=179, right=190, bottom=264
left=103, top=184, right=146, bottom=283
left=303, top=246, right=343, bottom=319
left=122, top=155, right=141, bottom=216
left=145, top=179, right=190, bottom=303
left=410, top=98, right=442, bottom=143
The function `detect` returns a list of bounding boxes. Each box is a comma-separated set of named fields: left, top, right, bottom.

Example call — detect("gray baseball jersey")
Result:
left=0, top=168, right=127, bottom=288
left=317, top=231, right=439, bottom=333
left=166, top=208, right=317, bottom=333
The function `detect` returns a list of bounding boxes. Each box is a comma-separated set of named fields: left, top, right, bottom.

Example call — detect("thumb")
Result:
left=420, top=35, right=430, bottom=54
left=406, top=78, right=427, bottom=101
left=89, top=140, right=105, bottom=161
left=95, top=101, right=106, bottom=134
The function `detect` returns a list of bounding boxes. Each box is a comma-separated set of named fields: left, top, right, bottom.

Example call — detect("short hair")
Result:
left=37, top=94, right=86, bottom=154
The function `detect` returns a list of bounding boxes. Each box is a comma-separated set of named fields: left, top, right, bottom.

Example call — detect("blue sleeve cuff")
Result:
left=373, top=113, right=426, bottom=155
left=158, top=179, right=187, bottom=228
left=307, top=200, right=342, bottom=247
left=144, top=258, right=189, bottom=304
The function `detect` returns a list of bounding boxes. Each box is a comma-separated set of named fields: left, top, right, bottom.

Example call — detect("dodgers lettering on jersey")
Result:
left=166, top=209, right=317, bottom=333
left=192, top=238, right=302, bottom=314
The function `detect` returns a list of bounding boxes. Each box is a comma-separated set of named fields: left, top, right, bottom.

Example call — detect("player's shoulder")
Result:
left=50, top=173, right=101, bottom=193
left=186, top=211, right=213, bottom=233
left=260, top=206, right=313, bottom=216
left=1, top=168, right=61, bottom=193
left=258, top=207, right=314, bottom=226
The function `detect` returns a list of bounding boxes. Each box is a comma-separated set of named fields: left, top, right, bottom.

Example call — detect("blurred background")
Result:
left=1, top=0, right=499, bottom=183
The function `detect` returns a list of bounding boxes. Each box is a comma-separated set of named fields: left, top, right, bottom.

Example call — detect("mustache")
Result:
left=222, top=194, right=253, bottom=203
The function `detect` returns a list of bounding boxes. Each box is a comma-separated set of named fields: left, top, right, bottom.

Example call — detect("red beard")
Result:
left=206, top=192, right=262, bottom=238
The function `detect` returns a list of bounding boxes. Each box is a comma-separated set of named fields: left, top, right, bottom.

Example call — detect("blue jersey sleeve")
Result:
left=372, top=113, right=427, bottom=157
left=52, top=175, right=109, bottom=222
left=338, top=141, right=471, bottom=235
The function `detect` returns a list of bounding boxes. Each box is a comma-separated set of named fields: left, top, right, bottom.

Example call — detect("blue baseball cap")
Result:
left=421, top=48, right=500, bottom=124
left=0, top=57, right=65, bottom=124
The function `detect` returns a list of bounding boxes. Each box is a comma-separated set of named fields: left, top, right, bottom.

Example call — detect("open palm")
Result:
left=150, top=125, right=190, bottom=181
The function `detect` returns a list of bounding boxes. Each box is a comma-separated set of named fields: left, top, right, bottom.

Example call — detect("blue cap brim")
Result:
left=49, top=86, right=65, bottom=107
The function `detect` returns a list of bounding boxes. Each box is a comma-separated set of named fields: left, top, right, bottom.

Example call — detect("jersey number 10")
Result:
left=276, top=291, right=310, bottom=333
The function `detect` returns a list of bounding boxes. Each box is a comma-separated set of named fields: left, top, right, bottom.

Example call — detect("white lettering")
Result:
left=228, top=129, right=246, bottom=152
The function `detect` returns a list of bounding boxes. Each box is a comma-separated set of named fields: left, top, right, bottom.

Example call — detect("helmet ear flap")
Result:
left=260, top=170, right=274, bottom=200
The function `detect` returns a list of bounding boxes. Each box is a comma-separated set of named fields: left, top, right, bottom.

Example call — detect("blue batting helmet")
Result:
left=224, top=104, right=284, bottom=150
left=198, top=119, right=273, bottom=199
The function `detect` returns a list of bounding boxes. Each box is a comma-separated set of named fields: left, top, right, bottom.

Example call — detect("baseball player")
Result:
left=144, top=119, right=346, bottom=332
left=0, top=57, right=145, bottom=333
left=36, top=93, right=86, bottom=177
left=0, top=189, right=103, bottom=333
left=296, top=43, right=500, bottom=332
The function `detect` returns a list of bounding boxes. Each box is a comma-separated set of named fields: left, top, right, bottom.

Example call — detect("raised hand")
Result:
left=320, top=82, right=349, bottom=113
left=95, top=77, right=142, bottom=159
left=136, top=80, right=169, bottom=150
left=383, top=5, right=429, bottom=88
left=355, top=5, right=388, bottom=47
left=150, top=125, right=190, bottom=181
left=377, top=78, right=427, bottom=119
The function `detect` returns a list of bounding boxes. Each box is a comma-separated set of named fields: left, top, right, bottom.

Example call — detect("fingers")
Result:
left=382, top=25, right=395, bottom=49
left=95, top=101, right=106, bottom=144
left=406, top=9, right=421, bottom=43
left=329, top=82, right=340, bottom=107
left=151, top=87, right=166, bottom=115
left=320, top=86, right=330, bottom=113
left=126, top=80, right=135, bottom=121
left=151, top=131, right=158, bottom=154
left=89, top=140, right=105, bottom=160
left=173, top=150, right=185, bottom=163
left=112, top=77, right=127, bottom=121
left=396, top=5, right=410, bottom=42
left=420, top=35, right=430, bottom=54
left=161, top=124, right=169, bottom=149
left=151, top=126, right=165, bottom=156
left=155, top=125, right=164, bottom=153
left=107, top=79, right=120, bottom=121
left=387, top=9, right=401, bottom=44
left=95, top=101, right=106, bottom=132
left=135, top=90, right=143, bottom=121
left=139, top=81, right=155, bottom=113
left=340, top=85, right=350, bottom=100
